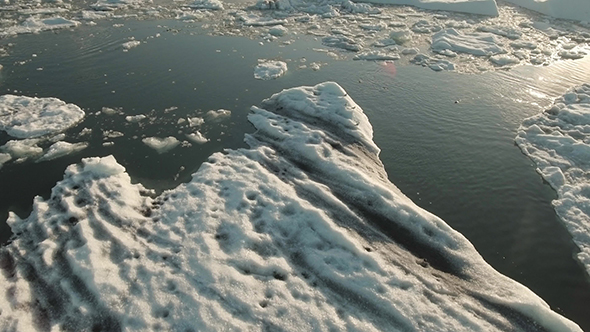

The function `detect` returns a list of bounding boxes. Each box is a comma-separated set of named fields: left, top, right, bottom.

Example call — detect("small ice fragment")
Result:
left=37, top=141, right=88, bottom=162
left=254, top=60, right=288, bottom=80
left=125, top=114, right=147, bottom=122
left=142, top=136, right=180, bottom=154
left=186, top=131, right=209, bottom=144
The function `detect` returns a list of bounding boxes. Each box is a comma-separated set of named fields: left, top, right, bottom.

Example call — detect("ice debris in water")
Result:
left=254, top=60, right=288, bottom=80
left=1, top=16, right=80, bottom=36
left=142, top=136, right=181, bottom=153
left=189, top=0, right=224, bottom=10
left=186, top=131, right=209, bottom=144
left=432, top=28, right=506, bottom=56
left=516, top=83, right=590, bottom=277
left=0, top=82, right=582, bottom=331
left=0, top=95, right=85, bottom=139
left=122, top=40, right=141, bottom=50
left=37, top=141, right=89, bottom=162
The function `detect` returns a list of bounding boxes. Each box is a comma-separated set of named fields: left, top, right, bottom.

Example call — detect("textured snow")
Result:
left=142, top=136, right=181, bottom=154
left=516, top=83, right=590, bottom=276
left=0, top=95, right=85, bottom=139
left=254, top=60, right=288, bottom=80
left=0, top=82, right=582, bottom=331
left=504, top=0, right=590, bottom=22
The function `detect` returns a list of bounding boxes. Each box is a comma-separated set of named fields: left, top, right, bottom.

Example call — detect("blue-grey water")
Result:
left=1, top=18, right=589, bottom=329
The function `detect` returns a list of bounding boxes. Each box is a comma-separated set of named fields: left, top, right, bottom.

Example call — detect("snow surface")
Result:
left=504, top=0, right=590, bottom=22
left=142, top=136, right=181, bottom=154
left=0, top=82, right=582, bottom=332
left=516, top=83, right=590, bottom=276
left=0, top=95, right=85, bottom=139
left=254, top=60, right=288, bottom=80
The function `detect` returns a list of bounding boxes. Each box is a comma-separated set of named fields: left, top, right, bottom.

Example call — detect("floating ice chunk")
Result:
left=477, top=25, right=522, bottom=40
left=268, top=25, right=287, bottom=36
left=122, top=40, right=141, bottom=50
left=0, top=152, right=11, bottom=168
left=2, top=16, right=80, bottom=35
left=510, top=41, right=537, bottom=49
left=432, top=28, right=506, bottom=56
left=205, top=109, right=231, bottom=120
left=389, top=29, right=412, bottom=45
left=188, top=116, right=204, bottom=127
left=412, top=53, right=456, bottom=71
left=353, top=50, right=400, bottom=61
left=37, top=141, right=88, bottom=162
left=373, top=38, right=397, bottom=47
left=0, top=138, right=42, bottom=160
left=359, top=0, right=499, bottom=16
left=559, top=50, right=587, bottom=60
left=125, top=114, right=146, bottom=122
left=0, top=95, right=85, bottom=139
left=254, top=60, right=288, bottom=80
left=142, top=136, right=180, bottom=153
left=504, top=0, right=590, bottom=22
left=189, top=0, right=224, bottom=10
left=340, top=0, right=381, bottom=14
left=91, top=0, right=147, bottom=11
left=239, top=13, right=287, bottom=26
left=0, top=82, right=582, bottom=332
left=186, top=131, right=209, bottom=144
left=401, top=47, right=420, bottom=55
left=490, top=54, right=520, bottom=66
left=322, top=35, right=363, bottom=51
left=411, top=19, right=442, bottom=34
left=516, top=83, right=590, bottom=276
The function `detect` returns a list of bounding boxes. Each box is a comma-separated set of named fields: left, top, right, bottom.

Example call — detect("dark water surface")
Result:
left=1, top=18, right=590, bottom=329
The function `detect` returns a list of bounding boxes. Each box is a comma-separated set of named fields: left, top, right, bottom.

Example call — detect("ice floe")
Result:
left=516, top=83, right=590, bottom=276
left=189, top=0, right=225, bottom=11
left=142, top=136, right=181, bottom=154
left=0, top=95, right=85, bottom=139
left=0, top=82, right=582, bottom=331
left=254, top=60, right=288, bottom=80
left=1, top=16, right=80, bottom=36
left=122, top=40, right=141, bottom=50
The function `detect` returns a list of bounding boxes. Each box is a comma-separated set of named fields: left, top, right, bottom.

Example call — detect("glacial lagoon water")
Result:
left=1, top=18, right=590, bottom=329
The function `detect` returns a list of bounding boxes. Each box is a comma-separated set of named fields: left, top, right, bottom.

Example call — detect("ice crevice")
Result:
left=0, top=82, right=583, bottom=331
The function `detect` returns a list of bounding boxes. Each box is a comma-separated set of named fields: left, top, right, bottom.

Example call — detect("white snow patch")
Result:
left=0, top=95, right=85, bottom=139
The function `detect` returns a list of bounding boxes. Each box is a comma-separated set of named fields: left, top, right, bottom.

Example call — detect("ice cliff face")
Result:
left=0, top=82, right=582, bottom=332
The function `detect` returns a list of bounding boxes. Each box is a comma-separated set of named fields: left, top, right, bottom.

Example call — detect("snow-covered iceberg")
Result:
left=0, top=82, right=581, bottom=331
left=516, top=84, right=590, bottom=276
left=504, top=0, right=590, bottom=22
left=0, top=95, right=85, bottom=139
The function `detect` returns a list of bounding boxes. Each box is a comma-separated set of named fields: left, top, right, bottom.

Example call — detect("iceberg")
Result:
left=504, top=0, right=590, bottom=22
left=0, top=95, right=85, bottom=139
left=0, top=82, right=581, bottom=331
left=516, top=83, right=590, bottom=276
